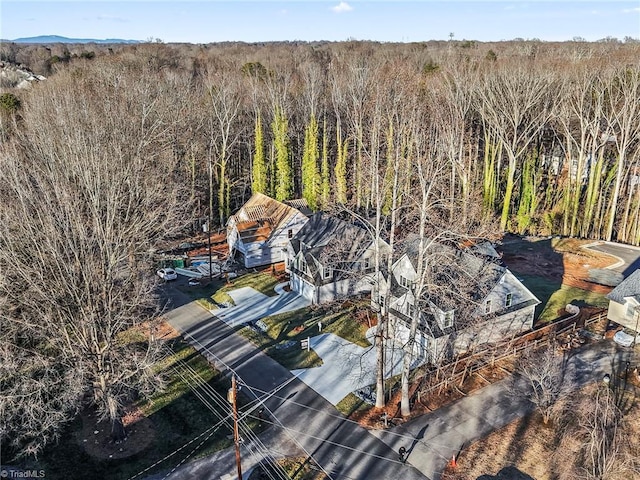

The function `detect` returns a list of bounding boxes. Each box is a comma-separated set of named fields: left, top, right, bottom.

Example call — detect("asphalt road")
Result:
left=585, top=242, right=640, bottom=277
left=155, top=276, right=637, bottom=480
left=157, top=284, right=428, bottom=480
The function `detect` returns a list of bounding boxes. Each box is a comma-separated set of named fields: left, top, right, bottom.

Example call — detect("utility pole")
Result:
left=208, top=155, right=214, bottom=280
left=229, top=375, right=242, bottom=480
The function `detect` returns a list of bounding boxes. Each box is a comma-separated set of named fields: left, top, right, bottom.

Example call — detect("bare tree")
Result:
left=0, top=61, right=190, bottom=457
left=555, top=383, right=637, bottom=480
left=475, top=62, right=557, bottom=230
left=515, top=343, right=565, bottom=424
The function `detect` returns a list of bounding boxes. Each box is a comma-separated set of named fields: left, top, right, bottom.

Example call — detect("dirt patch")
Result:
left=501, top=235, right=614, bottom=295
left=442, top=412, right=556, bottom=480
left=75, top=407, right=155, bottom=460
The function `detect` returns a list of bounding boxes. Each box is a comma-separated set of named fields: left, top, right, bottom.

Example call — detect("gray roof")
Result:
left=606, top=269, right=640, bottom=304
left=289, top=212, right=372, bottom=283
left=398, top=236, right=505, bottom=311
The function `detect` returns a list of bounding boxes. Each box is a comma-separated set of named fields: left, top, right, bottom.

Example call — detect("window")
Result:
left=323, top=266, right=332, bottom=279
left=399, top=275, right=410, bottom=288
left=363, top=257, right=371, bottom=271
left=626, top=302, right=635, bottom=317
left=288, top=229, right=293, bottom=239
left=379, top=295, right=385, bottom=309
left=443, top=311, right=454, bottom=329
left=505, top=293, right=513, bottom=308
left=485, top=299, right=492, bottom=314
left=406, top=302, right=415, bottom=318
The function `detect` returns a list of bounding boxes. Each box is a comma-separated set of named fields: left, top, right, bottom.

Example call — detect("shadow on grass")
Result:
left=16, top=338, right=259, bottom=480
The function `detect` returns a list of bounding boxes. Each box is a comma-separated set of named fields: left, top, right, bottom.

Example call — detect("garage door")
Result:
left=292, top=275, right=315, bottom=301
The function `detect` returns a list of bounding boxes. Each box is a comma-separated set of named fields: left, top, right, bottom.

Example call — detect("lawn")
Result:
left=237, top=301, right=372, bottom=370
left=23, top=337, right=260, bottom=480
left=502, top=235, right=613, bottom=324
left=178, top=271, right=281, bottom=310
left=538, top=285, right=609, bottom=323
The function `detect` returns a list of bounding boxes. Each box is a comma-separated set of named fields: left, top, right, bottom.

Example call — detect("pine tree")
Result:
left=272, top=105, right=292, bottom=201
left=252, top=112, right=267, bottom=194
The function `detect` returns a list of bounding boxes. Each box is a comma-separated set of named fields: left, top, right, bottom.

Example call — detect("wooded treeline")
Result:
left=2, top=39, right=640, bottom=243
left=1, top=39, right=640, bottom=458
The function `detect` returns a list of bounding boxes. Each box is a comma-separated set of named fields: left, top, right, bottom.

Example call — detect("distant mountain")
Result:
left=8, top=35, right=140, bottom=44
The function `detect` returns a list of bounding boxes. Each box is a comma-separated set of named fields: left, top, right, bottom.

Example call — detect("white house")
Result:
left=377, top=238, right=540, bottom=365
left=606, top=269, right=640, bottom=333
left=227, top=193, right=310, bottom=269
left=286, top=212, right=389, bottom=304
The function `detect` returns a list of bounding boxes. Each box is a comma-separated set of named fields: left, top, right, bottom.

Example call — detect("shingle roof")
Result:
left=290, top=212, right=373, bottom=282
left=398, top=235, right=505, bottom=312
left=606, top=269, right=640, bottom=304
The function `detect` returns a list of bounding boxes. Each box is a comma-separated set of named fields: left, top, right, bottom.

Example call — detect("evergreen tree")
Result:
left=251, top=112, right=267, bottom=194
left=320, top=118, right=330, bottom=208
left=272, top=106, right=292, bottom=201
left=301, top=114, right=319, bottom=209
left=335, top=121, right=348, bottom=204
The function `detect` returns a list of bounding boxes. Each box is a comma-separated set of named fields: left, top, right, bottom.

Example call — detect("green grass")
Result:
left=179, top=271, right=280, bottom=309
left=516, top=274, right=562, bottom=320
left=538, top=285, right=609, bottom=323
left=516, top=273, right=608, bottom=324
left=24, top=338, right=261, bottom=480
left=237, top=302, right=372, bottom=370
left=335, top=392, right=372, bottom=417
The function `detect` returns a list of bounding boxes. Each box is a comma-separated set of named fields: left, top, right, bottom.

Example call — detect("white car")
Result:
left=157, top=268, right=178, bottom=281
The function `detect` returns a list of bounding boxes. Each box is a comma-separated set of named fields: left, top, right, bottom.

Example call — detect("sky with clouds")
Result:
left=1, top=1, right=639, bottom=43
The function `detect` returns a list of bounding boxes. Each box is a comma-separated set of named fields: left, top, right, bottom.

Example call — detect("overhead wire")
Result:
left=166, top=348, right=291, bottom=480
left=239, top=382, right=452, bottom=461
left=175, top=327, right=448, bottom=477
left=180, top=330, right=337, bottom=480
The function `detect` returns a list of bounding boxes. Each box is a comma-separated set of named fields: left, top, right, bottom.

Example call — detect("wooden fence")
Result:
left=410, top=309, right=608, bottom=402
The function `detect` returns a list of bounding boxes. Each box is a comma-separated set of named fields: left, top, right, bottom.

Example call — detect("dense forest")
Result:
left=2, top=39, right=640, bottom=243
left=1, top=38, right=640, bottom=458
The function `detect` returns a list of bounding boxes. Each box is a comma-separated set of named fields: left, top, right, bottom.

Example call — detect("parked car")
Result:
left=157, top=268, right=178, bottom=281
left=188, top=278, right=202, bottom=286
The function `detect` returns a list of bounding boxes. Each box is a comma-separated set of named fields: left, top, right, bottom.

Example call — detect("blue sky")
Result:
left=1, top=1, right=639, bottom=43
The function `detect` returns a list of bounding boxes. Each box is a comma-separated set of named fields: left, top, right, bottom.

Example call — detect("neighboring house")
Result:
left=377, top=238, right=540, bottom=365
left=285, top=212, right=389, bottom=304
left=227, top=193, right=310, bottom=268
left=606, top=269, right=640, bottom=333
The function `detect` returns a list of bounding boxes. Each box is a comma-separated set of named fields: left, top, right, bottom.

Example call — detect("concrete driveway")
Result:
left=211, top=286, right=311, bottom=327
left=292, top=330, right=407, bottom=405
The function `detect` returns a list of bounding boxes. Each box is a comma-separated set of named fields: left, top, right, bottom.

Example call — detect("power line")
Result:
left=180, top=331, right=336, bottom=479
left=238, top=382, right=452, bottom=460
left=167, top=352, right=291, bottom=480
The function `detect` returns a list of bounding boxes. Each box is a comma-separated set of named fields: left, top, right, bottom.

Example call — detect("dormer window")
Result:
left=323, top=266, right=332, bottom=279
left=505, top=293, right=513, bottom=308
left=443, top=311, right=454, bottom=328
left=363, top=257, right=371, bottom=272
left=288, top=229, right=293, bottom=239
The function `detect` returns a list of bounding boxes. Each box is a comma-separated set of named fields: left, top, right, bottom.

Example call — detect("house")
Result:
left=227, top=193, right=310, bottom=268
left=285, top=212, right=389, bottom=304
left=606, top=269, right=640, bottom=333
left=377, top=238, right=540, bottom=364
